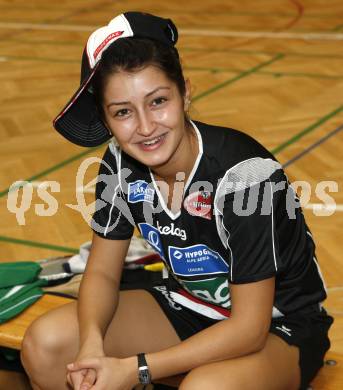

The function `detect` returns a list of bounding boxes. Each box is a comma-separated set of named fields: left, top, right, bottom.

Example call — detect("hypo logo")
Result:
left=128, top=180, right=154, bottom=204
left=173, top=250, right=183, bottom=260
left=168, top=244, right=229, bottom=277
left=138, top=223, right=165, bottom=259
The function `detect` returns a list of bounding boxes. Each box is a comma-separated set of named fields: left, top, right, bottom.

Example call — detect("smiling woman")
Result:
left=99, top=65, right=193, bottom=172
left=20, top=11, right=333, bottom=390
left=91, top=36, right=195, bottom=183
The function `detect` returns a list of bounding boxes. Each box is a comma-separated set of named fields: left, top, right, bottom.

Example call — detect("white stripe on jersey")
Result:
left=104, top=183, right=121, bottom=237
left=312, top=256, right=328, bottom=295
left=305, top=230, right=327, bottom=296
left=269, top=181, right=278, bottom=272
left=109, top=141, right=123, bottom=193
left=170, top=291, right=229, bottom=320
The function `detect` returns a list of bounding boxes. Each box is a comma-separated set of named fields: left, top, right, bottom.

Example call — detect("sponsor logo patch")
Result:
left=128, top=180, right=154, bottom=204
left=168, top=244, right=229, bottom=276
left=93, top=31, right=124, bottom=61
left=181, top=277, right=230, bottom=308
left=157, top=221, right=187, bottom=241
left=138, top=223, right=165, bottom=259
left=184, top=191, right=212, bottom=220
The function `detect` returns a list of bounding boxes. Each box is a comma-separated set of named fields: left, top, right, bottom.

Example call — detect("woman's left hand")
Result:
left=67, top=356, right=138, bottom=390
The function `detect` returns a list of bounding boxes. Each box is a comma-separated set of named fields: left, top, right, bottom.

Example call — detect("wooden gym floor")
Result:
left=0, top=0, right=342, bottom=388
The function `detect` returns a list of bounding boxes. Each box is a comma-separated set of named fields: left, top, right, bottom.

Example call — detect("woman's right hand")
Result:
left=68, top=235, right=131, bottom=389
left=67, top=367, right=97, bottom=390
left=67, top=346, right=105, bottom=390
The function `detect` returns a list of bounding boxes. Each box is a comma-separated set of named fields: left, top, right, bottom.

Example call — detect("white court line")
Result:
left=1, top=21, right=343, bottom=41
left=0, top=22, right=94, bottom=32
left=25, top=182, right=96, bottom=193
left=303, top=203, right=343, bottom=212
left=325, top=286, right=343, bottom=316
left=76, top=185, right=95, bottom=194
left=180, top=29, right=343, bottom=41
left=327, top=286, right=343, bottom=292
left=19, top=181, right=52, bottom=188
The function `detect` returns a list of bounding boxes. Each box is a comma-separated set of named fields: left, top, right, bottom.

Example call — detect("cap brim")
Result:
left=53, top=68, right=111, bottom=147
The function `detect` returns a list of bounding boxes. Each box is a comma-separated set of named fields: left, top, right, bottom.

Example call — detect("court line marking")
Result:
left=4, top=51, right=343, bottom=81
left=259, top=70, right=343, bottom=79
left=77, top=185, right=95, bottom=194
left=1, top=22, right=343, bottom=41
left=327, top=287, right=343, bottom=292
left=272, top=105, right=343, bottom=155
left=303, top=204, right=343, bottom=212
left=283, top=124, right=343, bottom=168
left=0, top=144, right=104, bottom=198
left=332, top=23, right=343, bottom=32
left=187, top=66, right=343, bottom=80
left=0, top=235, right=79, bottom=254
left=180, top=29, right=343, bottom=41
left=4, top=181, right=96, bottom=193
left=0, top=54, right=79, bottom=63
left=283, top=0, right=303, bottom=30
left=192, top=54, right=283, bottom=101
left=3, top=54, right=343, bottom=80
left=183, top=47, right=343, bottom=60
left=0, top=22, right=95, bottom=32
left=325, top=286, right=343, bottom=316
left=4, top=37, right=343, bottom=60
left=0, top=4, right=338, bottom=19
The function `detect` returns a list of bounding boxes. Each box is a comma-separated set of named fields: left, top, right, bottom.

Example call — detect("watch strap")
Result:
left=137, top=353, right=151, bottom=384
left=137, top=353, right=148, bottom=367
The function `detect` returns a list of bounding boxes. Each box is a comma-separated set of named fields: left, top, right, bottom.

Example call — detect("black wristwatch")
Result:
left=137, top=353, right=151, bottom=385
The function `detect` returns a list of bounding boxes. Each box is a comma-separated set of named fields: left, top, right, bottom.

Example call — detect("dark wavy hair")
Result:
left=92, top=38, right=187, bottom=118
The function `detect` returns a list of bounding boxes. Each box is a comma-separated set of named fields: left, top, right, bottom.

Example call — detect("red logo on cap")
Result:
left=183, top=191, right=212, bottom=220
left=93, top=30, right=124, bottom=60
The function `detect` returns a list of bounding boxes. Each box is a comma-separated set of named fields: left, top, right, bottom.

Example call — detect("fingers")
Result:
left=68, top=369, right=87, bottom=390
left=67, top=372, right=73, bottom=387
left=79, top=368, right=97, bottom=390
left=67, top=358, right=99, bottom=371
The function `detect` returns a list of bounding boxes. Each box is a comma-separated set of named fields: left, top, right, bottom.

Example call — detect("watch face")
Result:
left=139, top=368, right=151, bottom=385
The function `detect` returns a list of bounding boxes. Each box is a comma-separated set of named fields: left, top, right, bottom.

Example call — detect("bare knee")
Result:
left=21, top=303, right=78, bottom=379
left=21, top=317, right=61, bottom=373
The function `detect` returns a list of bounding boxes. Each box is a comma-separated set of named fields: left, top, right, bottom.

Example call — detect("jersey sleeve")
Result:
left=215, top=157, right=285, bottom=284
left=91, top=145, right=135, bottom=240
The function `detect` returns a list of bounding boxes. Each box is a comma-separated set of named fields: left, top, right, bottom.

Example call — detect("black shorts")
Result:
left=146, top=285, right=333, bottom=390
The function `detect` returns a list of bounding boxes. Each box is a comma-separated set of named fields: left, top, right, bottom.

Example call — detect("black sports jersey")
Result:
left=92, top=120, right=327, bottom=320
